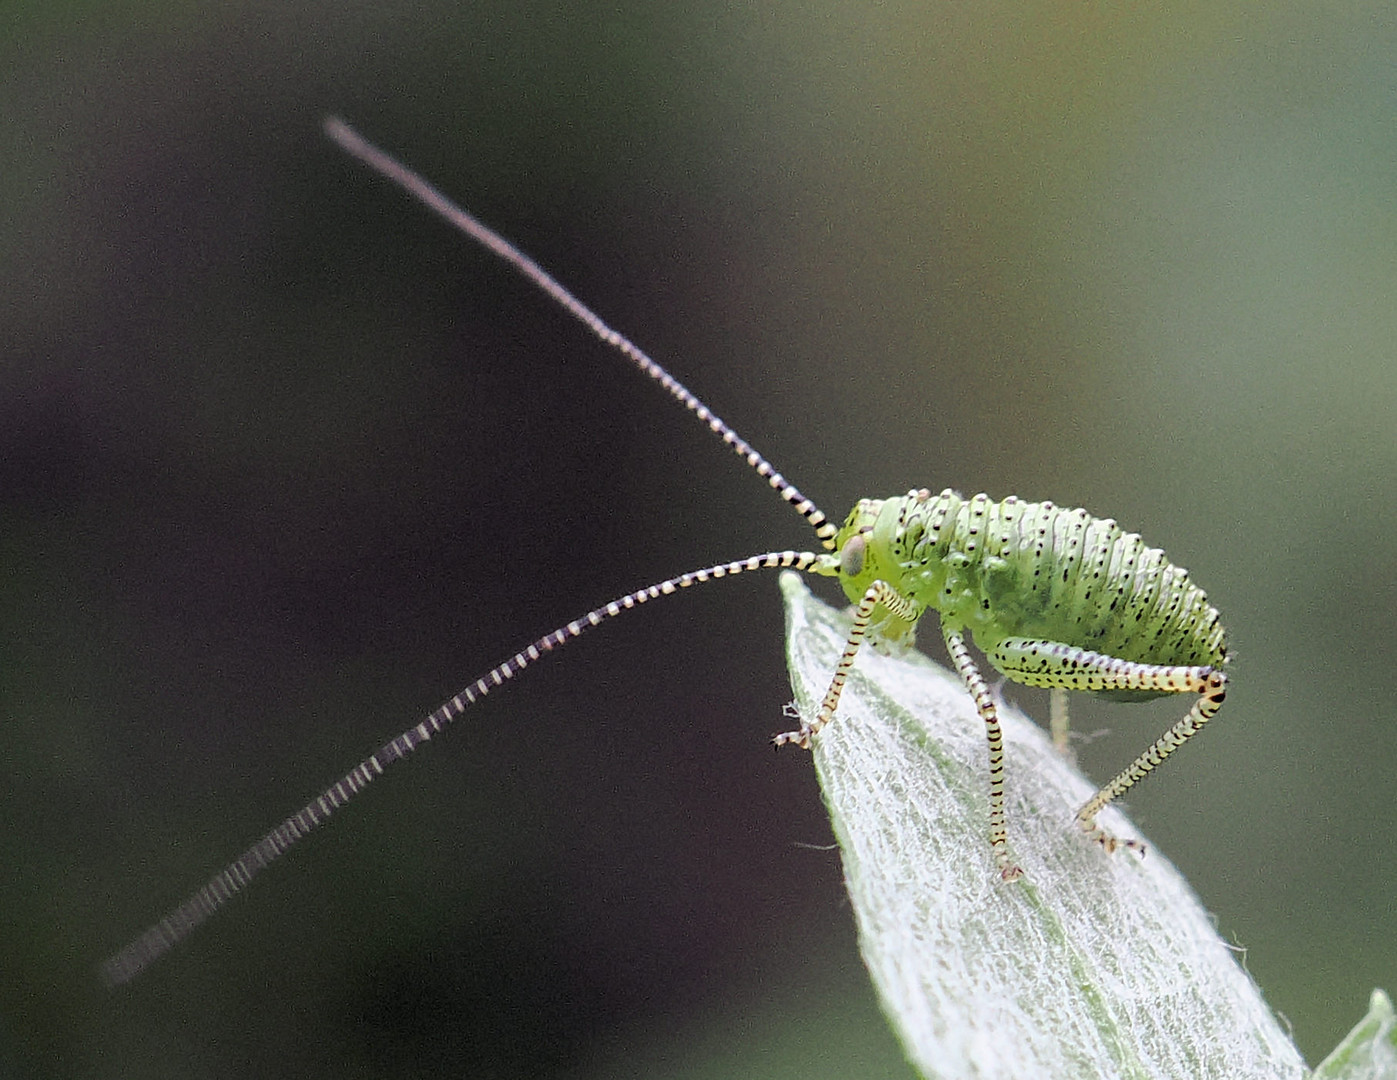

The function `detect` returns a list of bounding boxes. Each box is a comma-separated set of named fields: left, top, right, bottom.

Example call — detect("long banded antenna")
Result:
left=101, top=549, right=825, bottom=987
left=323, top=116, right=837, bottom=550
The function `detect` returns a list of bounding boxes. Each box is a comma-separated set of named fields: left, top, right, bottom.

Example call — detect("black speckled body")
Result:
left=802, top=486, right=1230, bottom=877
left=828, top=488, right=1228, bottom=689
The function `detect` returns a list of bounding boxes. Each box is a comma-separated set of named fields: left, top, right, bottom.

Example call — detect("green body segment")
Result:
left=798, top=486, right=1230, bottom=879
left=823, top=488, right=1229, bottom=687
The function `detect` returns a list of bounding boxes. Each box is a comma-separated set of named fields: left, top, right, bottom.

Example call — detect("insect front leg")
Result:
left=941, top=625, right=1024, bottom=882
left=772, top=580, right=920, bottom=749
left=988, top=639, right=1228, bottom=856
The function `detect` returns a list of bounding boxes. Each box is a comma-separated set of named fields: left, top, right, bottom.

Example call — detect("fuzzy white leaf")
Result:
left=779, top=572, right=1306, bottom=1080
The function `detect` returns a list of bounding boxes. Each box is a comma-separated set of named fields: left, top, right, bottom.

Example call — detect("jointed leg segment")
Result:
left=943, top=626, right=1024, bottom=881
left=989, top=637, right=1227, bottom=853
left=1049, top=687, right=1071, bottom=756
left=772, top=577, right=1025, bottom=881
left=772, top=579, right=920, bottom=749
left=774, top=595, right=1226, bottom=878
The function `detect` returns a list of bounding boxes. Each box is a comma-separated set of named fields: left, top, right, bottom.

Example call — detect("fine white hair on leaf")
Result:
left=779, top=572, right=1307, bottom=1080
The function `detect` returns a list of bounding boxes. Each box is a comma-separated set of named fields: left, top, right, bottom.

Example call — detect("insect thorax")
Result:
left=830, top=489, right=1228, bottom=673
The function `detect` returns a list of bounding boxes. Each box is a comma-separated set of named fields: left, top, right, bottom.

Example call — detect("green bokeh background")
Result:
left=3, top=4, right=1394, bottom=1077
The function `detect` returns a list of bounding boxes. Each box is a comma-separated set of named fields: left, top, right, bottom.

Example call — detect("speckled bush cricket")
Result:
left=100, top=118, right=1229, bottom=987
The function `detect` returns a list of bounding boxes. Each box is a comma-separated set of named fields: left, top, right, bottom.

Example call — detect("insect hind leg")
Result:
left=988, top=638, right=1227, bottom=858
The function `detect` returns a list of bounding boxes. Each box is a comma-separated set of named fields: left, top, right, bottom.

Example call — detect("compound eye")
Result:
left=840, top=533, right=867, bottom=578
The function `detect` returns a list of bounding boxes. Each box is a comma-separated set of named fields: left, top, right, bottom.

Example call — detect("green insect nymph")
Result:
left=101, top=120, right=1229, bottom=985
left=778, top=489, right=1228, bottom=879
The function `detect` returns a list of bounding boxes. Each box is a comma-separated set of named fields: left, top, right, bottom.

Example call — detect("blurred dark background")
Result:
left=3, top=3, right=1394, bottom=1077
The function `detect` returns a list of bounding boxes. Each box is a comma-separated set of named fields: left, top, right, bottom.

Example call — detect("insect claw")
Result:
left=1080, top=823, right=1147, bottom=860
left=771, top=726, right=813, bottom=750
left=774, top=701, right=817, bottom=749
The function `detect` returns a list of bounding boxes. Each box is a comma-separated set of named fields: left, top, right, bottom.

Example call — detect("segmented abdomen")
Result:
left=902, top=490, right=1227, bottom=668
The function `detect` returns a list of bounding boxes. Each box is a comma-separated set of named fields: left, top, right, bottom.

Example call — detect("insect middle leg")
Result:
left=1049, top=687, right=1071, bottom=757
left=989, top=638, right=1228, bottom=854
left=942, top=625, right=1024, bottom=881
